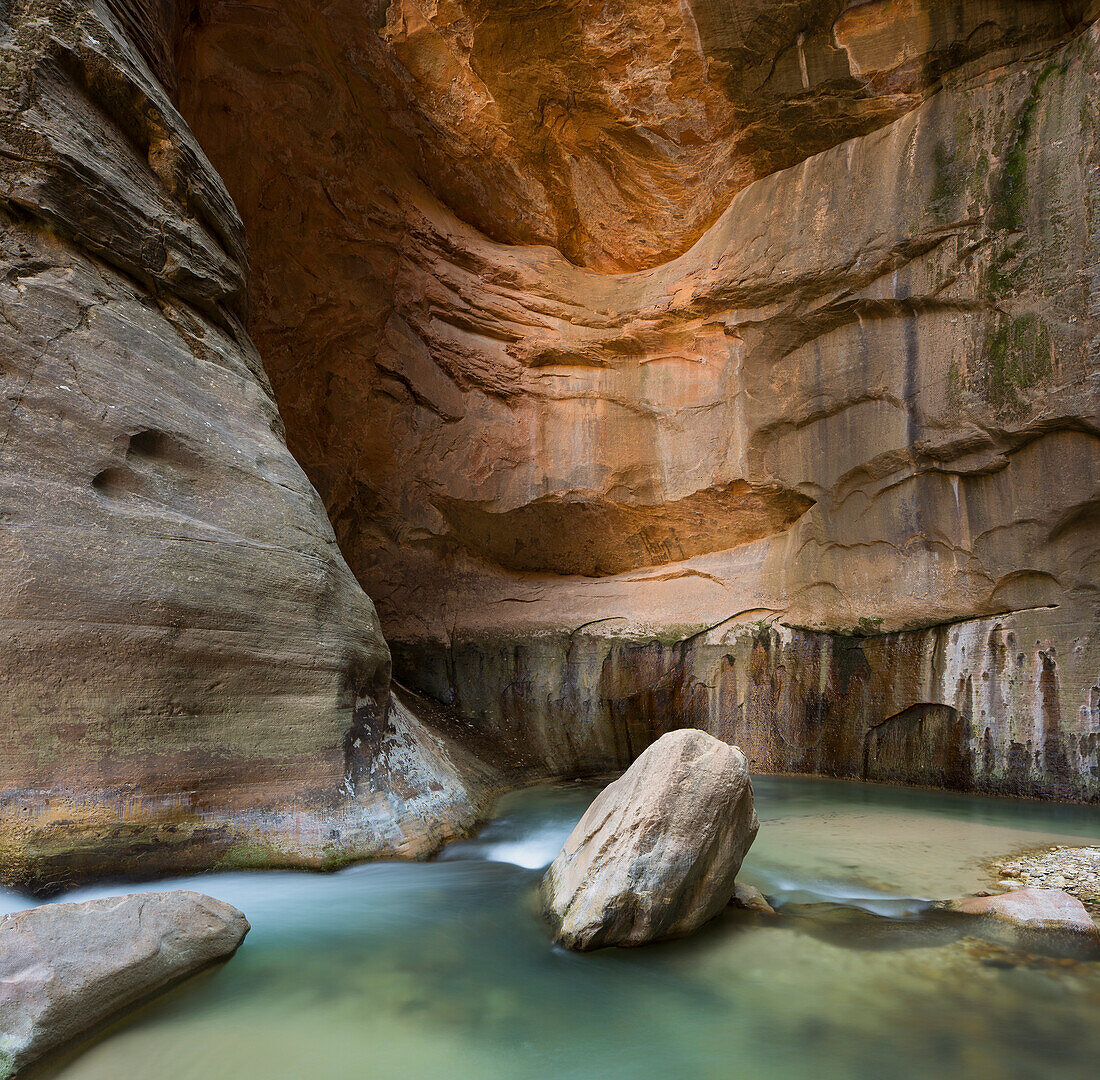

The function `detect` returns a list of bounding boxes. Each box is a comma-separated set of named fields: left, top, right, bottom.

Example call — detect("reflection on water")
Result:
left=5, top=777, right=1099, bottom=1080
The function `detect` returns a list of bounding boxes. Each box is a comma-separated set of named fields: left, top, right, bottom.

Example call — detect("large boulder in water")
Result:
left=541, top=729, right=758, bottom=950
left=0, top=891, right=249, bottom=1077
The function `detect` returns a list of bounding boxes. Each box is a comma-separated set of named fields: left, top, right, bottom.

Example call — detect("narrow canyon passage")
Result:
left=1, top=0, right=1099, bottom=891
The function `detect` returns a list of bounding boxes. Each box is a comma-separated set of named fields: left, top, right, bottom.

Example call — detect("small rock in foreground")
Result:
left=0, top=891, right=249, bottom=1078
left=946, top=888, right=1099, bottom=936
left=542, top=728, right=758, bottom=950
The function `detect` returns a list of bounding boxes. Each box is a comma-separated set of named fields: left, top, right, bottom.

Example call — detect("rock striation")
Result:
left=177, top=1, right=1100, bottom=801
left=541, top=729, right=759, bottom=950
left=0, top=890, right=248, bottom=1077
left=0, top=0, right=500, bottom=891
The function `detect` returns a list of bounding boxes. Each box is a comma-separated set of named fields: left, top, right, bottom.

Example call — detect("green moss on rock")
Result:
left=218, top=840, right=287, bottom=870
left=947, top=312, right=1053, bottom=417
left=981, top=313, right=1053, bottom=412
left=992, top=62, right=1061, bottom=231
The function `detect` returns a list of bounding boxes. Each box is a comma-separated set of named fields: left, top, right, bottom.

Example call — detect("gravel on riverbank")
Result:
left=992, top=847, right=1100, bottom=912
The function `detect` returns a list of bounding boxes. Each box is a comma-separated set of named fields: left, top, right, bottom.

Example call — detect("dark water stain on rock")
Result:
left=395, top=614, right=1100, bottom=802
left=863, top=704, right=972, bottom=790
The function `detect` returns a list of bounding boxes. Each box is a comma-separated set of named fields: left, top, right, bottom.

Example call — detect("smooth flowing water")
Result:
left=6, top=778, right=1100, bottom=1080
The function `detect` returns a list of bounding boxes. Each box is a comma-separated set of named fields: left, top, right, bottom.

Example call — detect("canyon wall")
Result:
left=178, top=0, right=1100, bottom=800
left=2, top=0, right=1097, bottom=900
left=0, top=0, right=497, bottom=893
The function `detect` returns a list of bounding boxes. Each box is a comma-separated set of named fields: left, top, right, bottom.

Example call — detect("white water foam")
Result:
left=443, top=822, right=571, bottom=868
left=748, top=868, right=932, bottom=918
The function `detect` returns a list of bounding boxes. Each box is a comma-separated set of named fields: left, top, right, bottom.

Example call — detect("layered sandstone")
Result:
left=0, top=0, right=498, bottom=892
left=3, top=0, right=1098, bottom=901
left=178, top=1, right=1100, bottom=799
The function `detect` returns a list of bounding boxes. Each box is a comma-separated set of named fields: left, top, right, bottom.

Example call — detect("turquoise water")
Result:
left=7, top=778, right=1100, bottom=1080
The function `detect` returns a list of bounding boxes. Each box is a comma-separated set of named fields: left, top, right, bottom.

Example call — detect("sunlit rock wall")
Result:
left=176, top=1, right=1100, bottom=799
left=0, top=0, right=498, bottom=893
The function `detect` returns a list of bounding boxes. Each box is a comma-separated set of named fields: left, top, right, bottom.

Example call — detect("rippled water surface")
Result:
left=8, top=778, right=1100, bottom=1080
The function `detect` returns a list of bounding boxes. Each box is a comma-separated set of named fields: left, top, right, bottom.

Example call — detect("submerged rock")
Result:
left=541, top=729, right=758, bottom=950
left=0, top=891, right=249, bottom=1077
left=946, top=888, right=1099, bottom=936
left=731, top=883, right=776, bottom=916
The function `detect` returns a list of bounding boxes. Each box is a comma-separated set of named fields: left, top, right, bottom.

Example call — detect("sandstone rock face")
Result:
left=541, top=729, right=759, bottom=950
left=0, top=891, right=249, bottom=1077
left=0, top=0, right=497, bottom=891
left=947, top=888, right=1099, bottom=936
left=178, top=2, right=1100, bottom=801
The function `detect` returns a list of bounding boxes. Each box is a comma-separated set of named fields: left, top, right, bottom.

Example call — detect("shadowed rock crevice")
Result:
left=863, top=703, right=973, bottom=790
left=393, top=612, right=1100, bottom=801
left=437, top=482, right=814, bottom=576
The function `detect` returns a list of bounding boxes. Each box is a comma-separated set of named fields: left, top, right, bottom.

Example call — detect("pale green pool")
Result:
left=7, top=778, right=1100, bottom=1080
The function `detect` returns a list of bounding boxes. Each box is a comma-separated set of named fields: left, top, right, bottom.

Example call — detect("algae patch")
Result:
left=950, top=313, right=1053, bottom=416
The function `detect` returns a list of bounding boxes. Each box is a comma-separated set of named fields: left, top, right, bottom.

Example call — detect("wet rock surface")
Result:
left=0, top=891, right=249, bottom=1078
left=731, top=883, right=775, bottom=916
left=946, top=888, right=1099, bottom=936
left=541, top=729, right=759, bottom=950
